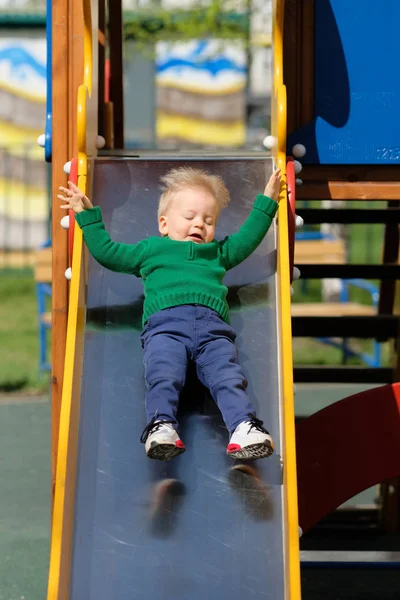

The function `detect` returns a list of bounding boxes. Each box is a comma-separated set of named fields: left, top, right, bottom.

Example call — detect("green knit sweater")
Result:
left=75, top=194, right=278, bottom=325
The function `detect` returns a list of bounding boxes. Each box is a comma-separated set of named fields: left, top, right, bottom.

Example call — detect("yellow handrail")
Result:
left=273, top=1, right=302, bottom=599
left=46, top=3, right=93, bottom=598
left=83, top=0, right=93, bottom=96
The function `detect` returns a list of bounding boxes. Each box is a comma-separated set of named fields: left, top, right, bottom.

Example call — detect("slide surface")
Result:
left=48, top=154, right=299, bottom=599
left=72, top=156, right=283, bottom=599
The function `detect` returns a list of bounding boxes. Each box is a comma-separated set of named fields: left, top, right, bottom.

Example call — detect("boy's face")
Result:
left=159, top=187, right=219, bottom=243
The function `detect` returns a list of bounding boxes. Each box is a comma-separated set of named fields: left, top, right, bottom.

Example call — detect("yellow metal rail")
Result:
left=272, top=1, right=301, bottom=599
left=47, top=1, right=95, bottom=598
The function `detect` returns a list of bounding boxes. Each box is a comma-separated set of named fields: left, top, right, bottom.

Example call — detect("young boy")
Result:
left=58, top=166, right=281, bottom=462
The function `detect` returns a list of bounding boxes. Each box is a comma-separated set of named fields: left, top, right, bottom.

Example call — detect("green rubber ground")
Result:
left=0, top=397, right=50, bottom=600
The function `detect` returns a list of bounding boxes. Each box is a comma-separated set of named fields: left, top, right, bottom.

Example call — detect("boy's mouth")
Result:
left=188, top=233, right=203, bottom=242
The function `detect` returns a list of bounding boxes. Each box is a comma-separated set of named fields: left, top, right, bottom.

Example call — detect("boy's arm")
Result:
left=75, top=207, right=148, bottom=275
left=218, top=194, right=278, bottom=270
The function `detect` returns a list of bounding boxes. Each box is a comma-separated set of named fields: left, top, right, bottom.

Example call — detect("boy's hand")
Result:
left=57, top=181, right=93, bottom=213
left=264, top=168, right=282, bottom=202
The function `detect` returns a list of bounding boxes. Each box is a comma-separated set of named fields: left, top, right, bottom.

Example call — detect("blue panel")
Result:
left=45, top=0, right=52, bottom=163
left=287, top=0, right=400, bottom=164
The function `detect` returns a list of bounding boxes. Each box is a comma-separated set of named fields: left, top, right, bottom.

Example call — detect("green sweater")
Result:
left=75, top=194, right=278, bottom=325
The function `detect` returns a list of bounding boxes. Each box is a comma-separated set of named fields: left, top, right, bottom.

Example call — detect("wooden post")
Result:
left=381, top=283, right=400, bottom=532
left=283, top=0, right=315, bottom=136
left=98, top=0, right=106, bottom=139
left=378, top=201, right=400, bottom=318
left=108, top=0, right=124, bottom=148
left=51, top=0, right=84, bottom=502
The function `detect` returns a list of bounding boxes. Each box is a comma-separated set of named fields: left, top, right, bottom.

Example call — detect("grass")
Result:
left=0, top=270, right=50, bottom=394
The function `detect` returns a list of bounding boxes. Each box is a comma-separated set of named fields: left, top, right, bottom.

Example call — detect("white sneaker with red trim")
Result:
left=227, top=415, right=274, bottom=460
left=141, top=419, right=185, bottom=462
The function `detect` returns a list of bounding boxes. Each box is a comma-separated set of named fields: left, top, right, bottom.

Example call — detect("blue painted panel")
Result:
left=45, top=0, right=52, bottom=163
left=287, top=0, right=400, bottom=164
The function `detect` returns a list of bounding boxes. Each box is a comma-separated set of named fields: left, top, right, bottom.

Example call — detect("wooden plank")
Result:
left=41, top=312, right=52, bottom=325
left=298, top=164, right=400, bottom=182
left=291, top=302, right=375, bottom=317
left=297, top=208, right=400, bottom=224
left=294, top=366, right=393, bottom=384
left=298, top=264, right=400, bottom=279
left=0, top=250, right=35, bottom=268
left=35, top=264, right=52, bottom=283
left=294, top=239, right=345, bottom=264
left=292, top=315, right=400, bottom=338
left=297, top=182, right=400, bottom=201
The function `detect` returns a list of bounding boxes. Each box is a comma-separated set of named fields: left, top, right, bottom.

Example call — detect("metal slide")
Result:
left=48, top=153, right=300, bottom=599
left=75, top=155, right=284, bottom=597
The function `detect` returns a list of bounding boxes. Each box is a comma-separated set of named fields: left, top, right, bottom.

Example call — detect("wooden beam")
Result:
left=98, top=0, right=106, bottom=139
left=283, top=0, right=315, bottom=136
left=294, top=366, right=393, bottom=384
left=292, top=315, right=400, bottom=339
left=51, top=0, right=83, bottom=502
left=296, top=208, right=400, bottom=224
left=297, top=181, right=400, bottom=201
left=300, top=0, right=314, bottom=126
left=283, top=0, right=299, bottom=135
left=299, top=164, right=400, bottom=182
left=297, top=263, right=400, bottom=279
left=378, top=201, right=400, bottom=318
left=108, top=0, right=124, bottom=149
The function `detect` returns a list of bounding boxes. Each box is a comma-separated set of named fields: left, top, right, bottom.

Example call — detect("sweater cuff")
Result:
left=254, top=194, right=279, bottom=218
left=75, top=206, right=102, bottom=227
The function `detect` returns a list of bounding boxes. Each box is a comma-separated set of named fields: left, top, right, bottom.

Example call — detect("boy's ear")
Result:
left=158, top=215, right=168, bottom=236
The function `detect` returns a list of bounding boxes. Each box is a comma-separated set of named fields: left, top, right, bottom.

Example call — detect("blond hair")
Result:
left=158, top=166, right=230, bottom=218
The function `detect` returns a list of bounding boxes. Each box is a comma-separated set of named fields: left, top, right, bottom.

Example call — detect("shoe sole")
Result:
left=228, top=465, right=273, bottom=520
left=227, top=441, right=274, bottom=460
left=147, top=441, right=185, bottom=462
left=150, top=478, right=186, bottom=537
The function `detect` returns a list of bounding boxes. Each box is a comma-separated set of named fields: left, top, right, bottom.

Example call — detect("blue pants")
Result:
left=140, top=305, right=256, bottom=434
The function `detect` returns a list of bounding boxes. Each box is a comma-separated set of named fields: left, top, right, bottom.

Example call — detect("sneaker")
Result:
left=140, top=416, right=185, bottom=462
left=227, top=414, right=274, bottom=460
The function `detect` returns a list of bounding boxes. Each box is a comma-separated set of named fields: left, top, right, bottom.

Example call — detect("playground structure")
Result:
left=43, top=1, right=400, bottom=599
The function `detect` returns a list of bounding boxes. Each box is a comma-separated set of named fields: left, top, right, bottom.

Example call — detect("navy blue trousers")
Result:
left=140, top=305, right=255, bottom=434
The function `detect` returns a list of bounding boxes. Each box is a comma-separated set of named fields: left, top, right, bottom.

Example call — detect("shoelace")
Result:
left=140, top=412, right=176, bottom=444
left=246, top=413, right=270, bottom=435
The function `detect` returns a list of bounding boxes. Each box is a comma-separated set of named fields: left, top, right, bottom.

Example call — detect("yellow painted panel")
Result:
left=0, top=81, right=46, bottom=103
left=0, top=121, right=44, bottom=153
left=157, top=112, right=245, bottom=146
left=0, top=178, right=47, bottom=219
left=156, top=80, right=245, bottom=96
